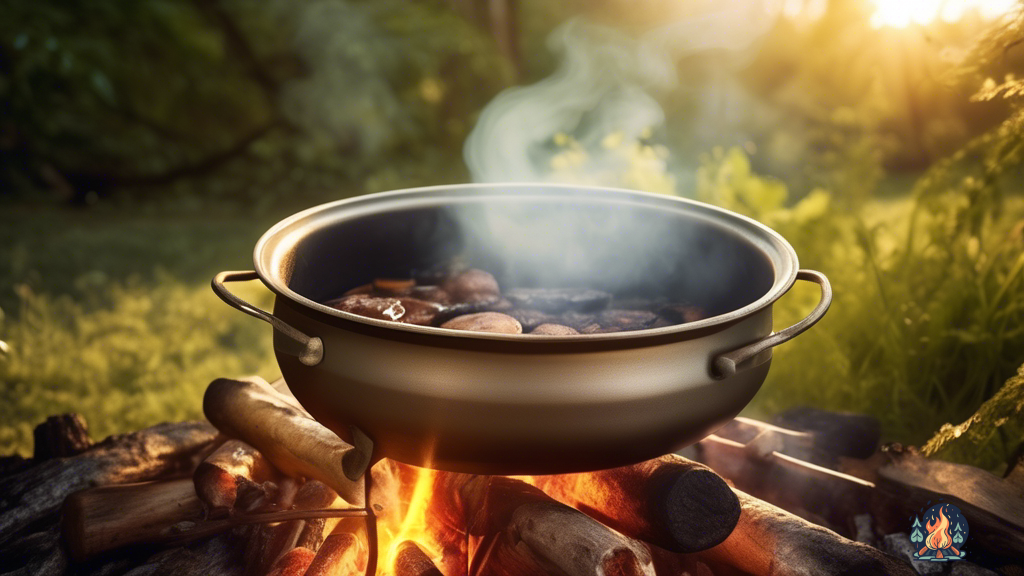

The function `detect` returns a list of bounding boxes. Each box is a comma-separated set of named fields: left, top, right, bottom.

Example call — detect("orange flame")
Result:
left=925, top=506, right=953, bottom=551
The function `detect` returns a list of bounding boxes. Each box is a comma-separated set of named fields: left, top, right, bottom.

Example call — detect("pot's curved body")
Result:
left=216, top=184, right=830, bottom=474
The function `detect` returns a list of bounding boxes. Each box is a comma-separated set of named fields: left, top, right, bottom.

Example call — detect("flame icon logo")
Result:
left=912, top=503, right=968, bottom=562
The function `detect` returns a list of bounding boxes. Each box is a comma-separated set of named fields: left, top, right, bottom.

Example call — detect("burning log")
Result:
left=303, top=533, right=365, bottom=576
left=693, top=489, right=916, bottom=576
left=194, top=440, right=285, bottom=517
left=532, top=454, right=742, bottom=553
left=61, top=477, right=206, bottom=562
left=0, top=420, right=218, bottom=547
left=202, top=377, right=365, bottom=506
left=393, top=541, right=443, bottom=576
left=33, top=413, right=92, bottom=460
left=460, top=475, right=655, bottom=576
left=264, top=548, right=316, bottom=576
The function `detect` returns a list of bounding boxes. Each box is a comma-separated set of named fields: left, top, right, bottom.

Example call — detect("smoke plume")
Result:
left=464, top=0, right=782, bottom=192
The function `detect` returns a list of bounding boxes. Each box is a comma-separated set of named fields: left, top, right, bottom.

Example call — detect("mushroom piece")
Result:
left=441, top=269, right=501, bottom=305
left=440, top=312, right=523, bottom=334
left=530, top=324, right=580, bottom=336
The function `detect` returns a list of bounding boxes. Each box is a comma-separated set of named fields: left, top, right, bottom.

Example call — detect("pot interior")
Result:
left=260, top=186, right=792, bottom=326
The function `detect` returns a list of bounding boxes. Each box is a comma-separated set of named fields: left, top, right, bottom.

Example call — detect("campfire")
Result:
left=4, top=373, right=1023, bottom=576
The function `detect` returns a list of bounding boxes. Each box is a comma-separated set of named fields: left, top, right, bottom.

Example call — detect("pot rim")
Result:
left=253, top=183, right=800, bottom=343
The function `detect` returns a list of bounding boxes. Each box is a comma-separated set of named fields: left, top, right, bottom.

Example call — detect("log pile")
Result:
left=2, top=376, right=1021, bottom=576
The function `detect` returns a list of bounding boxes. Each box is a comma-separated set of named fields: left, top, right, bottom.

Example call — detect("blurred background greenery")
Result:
left=1, top=0, right=1022, bottom=472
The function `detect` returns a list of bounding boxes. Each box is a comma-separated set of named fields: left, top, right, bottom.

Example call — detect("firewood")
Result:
left=461, top=475, right=654, bottom=576
left=0, top=421, right=218, bottom=547
left=691, top=434, right=874, bottom=535
left=120, top=532, right=245, bottom=576
left=202, top=377, right=365, bottom=506
left=61, top=477, right=206, bottom=562
left=393, top=541, right=442, bottom=576
left=692, top=489, right=916, bottom=576
left=33, top=413, right=92, bottom=460
left=243, top=481, right=346, bottom=576
left=533, top=454, right=741, bottom=553
left=266, top=547, right=316, bottom=576
left=194, top=440, right=284, bottom=517
left=303, top=533, right=364, bottom=576
left=874, top=447, right=1024, bottom=558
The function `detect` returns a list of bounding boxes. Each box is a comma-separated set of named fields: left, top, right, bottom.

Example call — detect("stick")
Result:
left=533, top=453, right=741, bottom=553
left=203, top=377, right=364, bottom=506
left=0, top=420, right=218, bottom=547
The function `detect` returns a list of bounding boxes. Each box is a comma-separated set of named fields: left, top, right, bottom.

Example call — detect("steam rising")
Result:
left=464, top=0, right=782, bottom=190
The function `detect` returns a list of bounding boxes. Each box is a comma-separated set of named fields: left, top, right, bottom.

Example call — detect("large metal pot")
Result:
left=213, top=184, right=830, bottom=475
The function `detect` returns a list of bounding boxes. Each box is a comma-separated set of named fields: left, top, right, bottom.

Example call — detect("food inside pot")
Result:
left=324, top=264, right=707, bottom=335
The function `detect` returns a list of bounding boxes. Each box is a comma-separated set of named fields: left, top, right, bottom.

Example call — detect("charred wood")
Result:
left=0, top=421, right=218, bottom=547
left=33, top=413, right=92, bottom=461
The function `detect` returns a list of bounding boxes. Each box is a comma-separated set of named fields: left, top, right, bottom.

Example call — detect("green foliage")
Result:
left=0, top=277, right=278, bottom=454
left=699, top=143, right=1024, bottom=470
left=923, top=362, right=1024, bottom=458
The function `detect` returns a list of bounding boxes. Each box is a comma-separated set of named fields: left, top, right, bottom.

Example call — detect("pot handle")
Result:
left=713, top=269, right=831, bottom=378
left=212, top=271, right=324, bottom=367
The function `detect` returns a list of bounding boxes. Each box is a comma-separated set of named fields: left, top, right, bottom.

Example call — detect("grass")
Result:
left=0, top=203, right=294, bottom=454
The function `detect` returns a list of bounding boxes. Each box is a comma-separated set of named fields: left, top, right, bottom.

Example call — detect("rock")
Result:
left=559, top=311, right=598, bottom=331
left=440, top=312, right=522, bottom=334
left=773, top=406, right=881, bottom=460
left=440, top=269, right=501, bottom=304
left=950, top=562, right=1000, bottom=576
left=530, top=324, right=579, bottom=336
left=883, top=533, right=944, bottom=575
left=853, top=514, right=876, bottom=547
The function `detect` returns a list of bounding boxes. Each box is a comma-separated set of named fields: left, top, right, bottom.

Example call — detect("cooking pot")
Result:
left=212, top=184, right=830, bottom=475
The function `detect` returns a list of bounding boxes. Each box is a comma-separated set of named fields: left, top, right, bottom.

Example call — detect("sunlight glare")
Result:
left=869, top=0, right=1018, bottom=28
